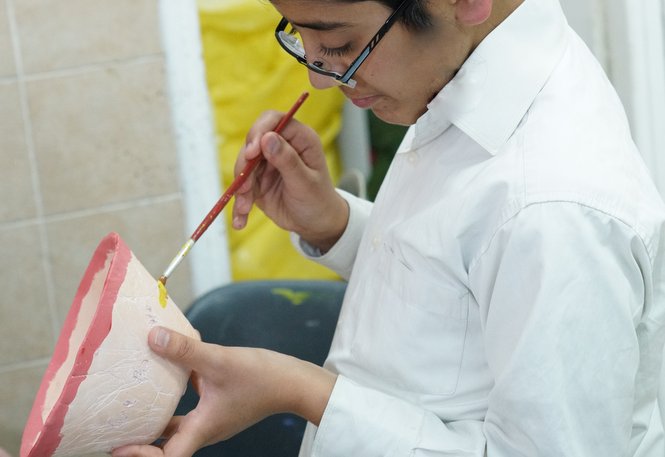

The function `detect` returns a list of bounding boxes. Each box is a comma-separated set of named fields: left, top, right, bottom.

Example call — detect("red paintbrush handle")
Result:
left=190, top=155, right=261, bottom=241
left=189, top=91, right=309, bottom=242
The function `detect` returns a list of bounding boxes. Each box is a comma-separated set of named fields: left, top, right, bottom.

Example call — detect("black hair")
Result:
left=269, top=0, right=433, bottom=32
left=342, top=0, right=433, bottom=31
left=388, top=0, right=432, bottom=30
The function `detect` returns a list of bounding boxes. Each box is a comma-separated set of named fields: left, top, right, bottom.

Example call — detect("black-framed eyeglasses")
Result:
left=275, top=0, right=411, bottom=88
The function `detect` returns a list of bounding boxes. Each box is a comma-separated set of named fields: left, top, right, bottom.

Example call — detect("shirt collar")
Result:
left=399, top=0, right=569, bottom=155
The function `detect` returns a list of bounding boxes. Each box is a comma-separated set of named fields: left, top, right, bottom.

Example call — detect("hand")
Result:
left=111, top=327, right=336, bottom=457
left=232, top=111, right=349, bottom=252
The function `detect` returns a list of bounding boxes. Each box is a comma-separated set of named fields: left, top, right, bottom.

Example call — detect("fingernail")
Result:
left=265, top=135, right=279, bottom=155
left=233, top=216, right=245, bottom=229
left=154, top=327, right=170, bottom=348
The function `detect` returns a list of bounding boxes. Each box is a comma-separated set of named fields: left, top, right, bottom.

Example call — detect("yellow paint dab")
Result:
left=158, top=281, right=168, bottom=308
left=271, top=288, right=310, bottom=306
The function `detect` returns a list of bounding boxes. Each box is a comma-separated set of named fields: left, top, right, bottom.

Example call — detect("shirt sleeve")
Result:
left=308, top=375, right=486, bottom=457
left=472, top=202, right=654, bottom=455
left=291, top=189, right=373, bottom=280
left=304, top=202, right=657, bottom=457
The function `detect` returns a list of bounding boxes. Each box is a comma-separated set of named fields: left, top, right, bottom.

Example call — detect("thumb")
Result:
left=149, top=326, right=204, bottom=369
left=261, top=132, right=307, bottom=180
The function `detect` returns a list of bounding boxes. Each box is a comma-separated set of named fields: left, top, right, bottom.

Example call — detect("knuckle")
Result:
left=175, top=337, right=196, bottom=361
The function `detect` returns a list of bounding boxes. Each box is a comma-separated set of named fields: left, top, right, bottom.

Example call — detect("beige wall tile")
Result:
left=46, top=198, right=194, bottom=325
left=27, top=59, right=179, bottom=215
left=0, top=363, right=47, bottom=456
left=0, top=0, right=15, bottom=77
left=0, top=225, right=54, bottom=366
left=14, top=0, right=161, bottom=74
left=0, top=81, right=36, bottom=222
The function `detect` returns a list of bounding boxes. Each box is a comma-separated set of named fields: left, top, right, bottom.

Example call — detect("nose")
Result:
left=307, top=70, right=339, bottom=90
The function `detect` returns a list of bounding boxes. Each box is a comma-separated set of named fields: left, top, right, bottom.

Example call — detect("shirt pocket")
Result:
left=350, top=243, right=469, bottom=396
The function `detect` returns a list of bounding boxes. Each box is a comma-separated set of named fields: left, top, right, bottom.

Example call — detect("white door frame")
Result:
left=158, top=0, right=232, bottom=294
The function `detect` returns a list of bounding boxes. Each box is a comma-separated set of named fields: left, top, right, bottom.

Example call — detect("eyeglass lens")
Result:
left=276, top=20, right=357, bottom=87
left=278, top=29, right=305, bottom=58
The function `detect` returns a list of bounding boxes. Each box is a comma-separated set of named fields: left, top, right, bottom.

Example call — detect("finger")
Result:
left=190, top=371, right=203, bottom=396
left=161, top=431, right=203, bottom=457
left=231, top=193, right=251, bottom=229
left=235, top=138, right=261, bottom=177
left=233, top=192, right=253, bottom=215
left=231, top=142, right=264, bottom=230
left=110, top=417, right=183, bottom=456
left=232, top=178, right=259, bottom=230
left=231, top=211, right=248, bottom=230
left=160, top=416, right=184, bottom=440
left=148, top=327, right=207, bottom=369
left=111, top=444, right=164, bottom=457
left=160, top=412, right=210, bottom=457
left=238, top=110, right=286, bottom=181
left=260, top=132, right=308, bottom=185
left=243, top=110, right=287, bottom=155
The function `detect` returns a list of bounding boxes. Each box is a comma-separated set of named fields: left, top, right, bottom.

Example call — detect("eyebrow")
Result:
left=290, top=20, right=353, bottom=31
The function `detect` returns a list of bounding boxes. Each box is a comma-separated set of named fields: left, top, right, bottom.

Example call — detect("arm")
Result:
left=472, top=203, right=649, bottom=455
left=113, top=203, right=654, bottom=457
left=291, top=189, right=373, bottom=280
left=304, top=202, right=653, bottom=457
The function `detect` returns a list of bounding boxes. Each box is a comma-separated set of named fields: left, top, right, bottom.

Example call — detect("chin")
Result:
left=370, top=94, right=429, bottom=126
left=371, top=106, right=420, bottom=127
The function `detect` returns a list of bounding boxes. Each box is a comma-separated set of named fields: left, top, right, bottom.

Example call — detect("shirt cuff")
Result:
left=309, top=375, right=422, bottom=457
left=306, top=375, right=486, bottom=457
left=291, top=189, right=372, bottom=280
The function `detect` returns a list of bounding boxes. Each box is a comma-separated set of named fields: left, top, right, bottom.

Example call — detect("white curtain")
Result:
left=560, top=0, right=665, bottom=196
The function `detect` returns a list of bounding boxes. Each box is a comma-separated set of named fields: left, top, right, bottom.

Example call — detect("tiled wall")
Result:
left=0, top=0, right=196, bottom=454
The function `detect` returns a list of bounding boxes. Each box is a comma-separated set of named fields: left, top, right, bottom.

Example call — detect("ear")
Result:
left=453, top=0, right=493, bottom=26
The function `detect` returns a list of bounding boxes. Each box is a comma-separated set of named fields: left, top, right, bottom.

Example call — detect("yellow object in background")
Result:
left=198, top=0, right=345, bottom=280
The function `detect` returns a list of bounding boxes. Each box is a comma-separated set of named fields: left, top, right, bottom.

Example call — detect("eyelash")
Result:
left=319, top=43, right=353, bottom=58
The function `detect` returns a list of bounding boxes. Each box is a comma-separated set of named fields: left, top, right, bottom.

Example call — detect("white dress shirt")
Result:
left=294, top=0, right=665, bottom=455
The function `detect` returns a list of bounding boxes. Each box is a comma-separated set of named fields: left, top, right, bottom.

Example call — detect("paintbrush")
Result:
left=157, top=91, right=309, bottom=302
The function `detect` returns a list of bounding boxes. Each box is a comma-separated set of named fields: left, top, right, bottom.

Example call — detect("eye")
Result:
left=319, top=42, right=353, bottom=58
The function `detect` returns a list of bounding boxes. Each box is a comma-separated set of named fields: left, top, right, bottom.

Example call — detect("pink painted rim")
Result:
left=21, top=232, right=131, bottom=457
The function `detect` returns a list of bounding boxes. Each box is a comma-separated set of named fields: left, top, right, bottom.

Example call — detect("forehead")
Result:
left=271, top=0, right=392, bottom=30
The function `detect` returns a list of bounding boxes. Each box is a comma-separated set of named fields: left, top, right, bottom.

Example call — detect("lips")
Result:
left=349, top=95, right=379, bottom=109
left=340, top=86, right=379, bottom=109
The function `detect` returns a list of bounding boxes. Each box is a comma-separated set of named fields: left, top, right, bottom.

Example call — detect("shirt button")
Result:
left=408, top=151, right=417, bottom=163
left=371, top=235, right=381, bottom=249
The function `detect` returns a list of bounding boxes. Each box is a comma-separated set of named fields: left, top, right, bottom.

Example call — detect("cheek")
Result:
left=367, top=45, right=430, bottom=94
left=361, top=53, right=410, bottom=97
left=354, top=50, right=439, bottom=124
